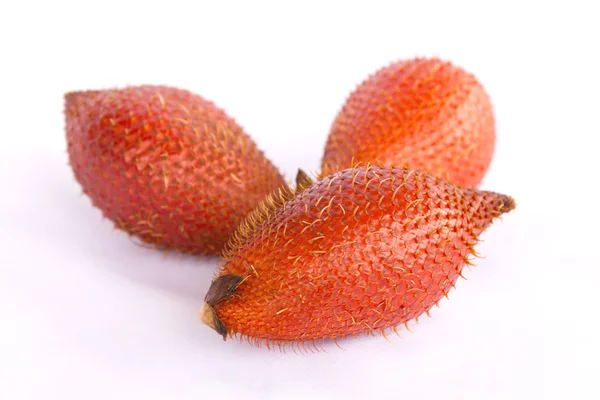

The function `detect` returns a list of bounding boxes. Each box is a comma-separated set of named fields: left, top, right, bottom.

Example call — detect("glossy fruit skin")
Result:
left=205, top=165, right=515, bottom=343
left=65, top=85, right=285, bottom=255
left=323, top=58, right=495, bottom=188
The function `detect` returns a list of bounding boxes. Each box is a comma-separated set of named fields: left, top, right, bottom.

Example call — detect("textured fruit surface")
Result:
left=323, top=58, right=495, bottom=188
left=65, top=85, right=285, bottom=255
left=201, top=165, right=515, bottom=344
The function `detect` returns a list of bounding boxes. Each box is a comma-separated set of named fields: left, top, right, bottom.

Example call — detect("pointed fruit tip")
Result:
left=495, top=194, right=517, bottom=216
left=469, top=191, right=516, bottom=235
left=296, top=168, right=309, bottom=184
left=64, top=89, right=102, bottom=107
left=64, top=90, right=83, bottom=104
left=295, top=168, right=314, bottom=193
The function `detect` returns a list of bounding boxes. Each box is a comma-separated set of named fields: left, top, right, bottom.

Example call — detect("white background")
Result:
left=1, top=1, right=597, bottom=399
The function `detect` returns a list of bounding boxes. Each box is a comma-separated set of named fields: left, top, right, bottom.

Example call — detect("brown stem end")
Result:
left=200, top=274, right=244, bottom=340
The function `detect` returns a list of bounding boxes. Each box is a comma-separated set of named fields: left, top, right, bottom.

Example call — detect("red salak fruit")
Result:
left=200, top=165, right=515, bottom=346
left=65, top=85, right=285, bottom=255
left=323, top=57, right=495, bottom=188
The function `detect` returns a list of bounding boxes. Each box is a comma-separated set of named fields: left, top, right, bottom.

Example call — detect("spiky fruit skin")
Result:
left=65, top=85, right=285, bottom=255
left=205, top=165, right=514, bottom=343
left=323, top=58, right=495, bottom=188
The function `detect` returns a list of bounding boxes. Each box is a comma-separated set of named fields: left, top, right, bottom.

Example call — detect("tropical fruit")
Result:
left=323, top=58, right=495, bottom=188
left=65, top=85, right=285, bottom=255
left=200, top=165, right=515, bottom=344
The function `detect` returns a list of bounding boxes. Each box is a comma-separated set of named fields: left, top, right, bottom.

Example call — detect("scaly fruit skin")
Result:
left=65, top=85, right=285, bottom=255
left=201, top=165, right=515, bottom=343
left=323, top=58, right=495, bottom=188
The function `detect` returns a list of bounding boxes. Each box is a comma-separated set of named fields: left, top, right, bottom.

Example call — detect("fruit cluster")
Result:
left=65, top=57, right=515, bottom=348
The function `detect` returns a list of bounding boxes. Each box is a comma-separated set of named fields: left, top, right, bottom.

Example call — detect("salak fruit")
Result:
left=200, top=164, right=515, bottom=345
left=323, top=57, right=495, bottom=188
left=65, top=85, right=285, bottom=255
